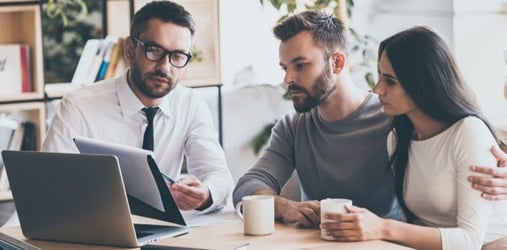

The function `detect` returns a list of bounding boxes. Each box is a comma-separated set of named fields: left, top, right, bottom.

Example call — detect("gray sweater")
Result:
left=233, top=93, right=400, bottom=219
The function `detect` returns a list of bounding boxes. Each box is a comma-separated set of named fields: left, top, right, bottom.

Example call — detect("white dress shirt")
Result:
left=43, top=71, right=233, bottom=212
left=388, top=116, right=507, bottom=249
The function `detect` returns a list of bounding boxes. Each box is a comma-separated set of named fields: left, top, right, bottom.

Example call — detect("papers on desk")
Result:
left=74, top=136, right=164, bottom=210
left=182, top=206, right=239, bottom=227
left=131, top=206, right=240, bottom=228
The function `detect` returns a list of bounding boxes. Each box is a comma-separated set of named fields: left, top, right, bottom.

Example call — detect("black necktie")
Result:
left=142, top=107, right=159, bottom=151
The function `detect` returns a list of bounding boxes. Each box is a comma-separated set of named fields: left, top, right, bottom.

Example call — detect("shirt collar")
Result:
left=117, top=70, right=177, bottom=119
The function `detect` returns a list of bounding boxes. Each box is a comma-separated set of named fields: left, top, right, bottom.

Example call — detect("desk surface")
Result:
left=0, top=210, right=413, bottom=250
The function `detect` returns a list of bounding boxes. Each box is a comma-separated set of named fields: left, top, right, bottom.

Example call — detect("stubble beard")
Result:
left=130, top=56, right=176, bottom=98
left=291, top=63, right=336, bottom=113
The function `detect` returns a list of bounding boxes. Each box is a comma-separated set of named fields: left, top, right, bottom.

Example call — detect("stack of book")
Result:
left=0, top=114, right=36, bottom=192
left=71, top=36, right=126, bottom=85
left=0, top=44, right=32, bottom=95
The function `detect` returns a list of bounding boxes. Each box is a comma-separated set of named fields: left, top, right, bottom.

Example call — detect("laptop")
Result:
left=73, top=136, right=186, bottom=224
left=1, top=150, right=190, bottom=248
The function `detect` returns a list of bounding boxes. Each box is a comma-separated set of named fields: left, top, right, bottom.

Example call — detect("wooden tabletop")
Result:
left=0, top=210, right=413, bottom=250
left=154, top=220, right=413, bottom=250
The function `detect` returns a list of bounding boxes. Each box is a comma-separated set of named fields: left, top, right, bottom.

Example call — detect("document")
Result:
left=74, top=136, right=164, bottom=211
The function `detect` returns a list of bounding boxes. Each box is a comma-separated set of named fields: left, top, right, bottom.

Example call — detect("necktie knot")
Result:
left=142, top=107, right=159, bottom=122
left=142, top=107, right=159, bottom=151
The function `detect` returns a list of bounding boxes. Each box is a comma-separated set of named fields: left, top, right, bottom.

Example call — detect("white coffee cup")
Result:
left=235, top=195, right=274, bottom=235
left=320, top=198, right=352, bottom=241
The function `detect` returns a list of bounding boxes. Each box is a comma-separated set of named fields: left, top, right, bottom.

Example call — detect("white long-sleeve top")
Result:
left=42, top=71, right=233, bottom=212
left=388, top=116, right=507, bottom=250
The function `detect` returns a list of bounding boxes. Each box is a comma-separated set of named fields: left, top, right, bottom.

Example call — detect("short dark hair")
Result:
left=273, top=10, right=348, bottom=54
left=130, top=1, right=196, bottom=39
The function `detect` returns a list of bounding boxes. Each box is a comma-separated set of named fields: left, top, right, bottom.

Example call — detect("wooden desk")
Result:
left=157, top=221, right=413, bottom=250
left=0, top=211, right=413, bottom=250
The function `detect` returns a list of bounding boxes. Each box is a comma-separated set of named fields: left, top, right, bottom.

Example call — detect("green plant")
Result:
left=252, top=122, right=277, bottom=154
left=260, top=0, right=351, bottom=22
left=42, top=1, right=203, bottom=83
left=46, top=0, right=88, bottom=26
left=43, top=0, right=104, bottom=83
left=259, top=0, right=377, bottom=88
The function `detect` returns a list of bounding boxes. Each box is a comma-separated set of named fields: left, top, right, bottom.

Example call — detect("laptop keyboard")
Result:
left=136, top=231, right=152, bottom=238
left=134, top=224, right=177, bottom=238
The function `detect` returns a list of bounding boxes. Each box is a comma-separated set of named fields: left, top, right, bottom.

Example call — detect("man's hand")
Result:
left=168, top=174, right=212, bottom=210
left=253, top=189, right=320, bottom=228
left=469, top=146, right=507, bottom=200
left=274, top=197, right=320, bottom=228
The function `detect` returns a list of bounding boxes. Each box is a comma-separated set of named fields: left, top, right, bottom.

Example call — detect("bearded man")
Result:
left=233, top=10, right=399, bottom=227
left=43, top=1, right=233, bottom=213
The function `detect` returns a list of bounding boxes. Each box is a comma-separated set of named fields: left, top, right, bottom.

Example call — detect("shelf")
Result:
left=0, top=92, right=43, bottom=103
left=0, top=3, right=44, bottom=101
left=45, top=83, right=87, bottom=99
left=0, top=1, right=39, bottom=3
left=0, top=101, right=46, bottom=150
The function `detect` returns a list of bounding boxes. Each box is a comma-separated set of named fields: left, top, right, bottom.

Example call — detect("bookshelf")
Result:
left=0, top=102, right=46, bottom=150
left=0, top=0, right=45, bottom=146
left=0, top=1, right=44, bottom=200
left=0, top=1, right=44, bottom=102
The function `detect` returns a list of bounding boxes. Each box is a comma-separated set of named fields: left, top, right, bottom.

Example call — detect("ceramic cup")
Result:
left=320, top=198, right=352, bottom=240
left=235, top=195, right=274, bottom=235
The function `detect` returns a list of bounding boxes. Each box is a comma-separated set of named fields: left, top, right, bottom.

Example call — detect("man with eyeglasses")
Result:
left=43, top=1, right=233, bottom=212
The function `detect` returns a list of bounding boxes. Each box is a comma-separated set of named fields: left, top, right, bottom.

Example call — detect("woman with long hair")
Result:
left=320, top=26, right=507, bottom=249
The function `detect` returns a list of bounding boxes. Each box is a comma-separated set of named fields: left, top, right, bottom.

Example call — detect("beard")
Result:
left=290, top=63, right=335, bottom=113
left=129, top=56, right=177, bottom=98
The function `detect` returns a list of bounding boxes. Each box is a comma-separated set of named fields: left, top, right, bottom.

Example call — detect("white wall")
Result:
left=350, top=0, right=507, bottom=123
left=219, top=0, right=283, bottom=87
left=218, top=0, right=507, bottom=124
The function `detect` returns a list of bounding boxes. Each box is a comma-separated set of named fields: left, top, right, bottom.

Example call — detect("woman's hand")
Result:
left=320, top=205, right=387, bottom=241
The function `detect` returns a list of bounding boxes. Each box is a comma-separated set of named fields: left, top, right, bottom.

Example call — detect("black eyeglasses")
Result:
left=132, top=37, right=192, bottom=68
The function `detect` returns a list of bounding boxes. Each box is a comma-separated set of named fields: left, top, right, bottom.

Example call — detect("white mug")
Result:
left=320, top=198, right=352, bottom=241
left=235, top=195, right=274, bottom=235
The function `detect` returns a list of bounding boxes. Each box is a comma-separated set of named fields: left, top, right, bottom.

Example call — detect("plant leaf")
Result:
left=365, top=72, right=375, bottom=89
left=251, top=122, right=276, bottom=155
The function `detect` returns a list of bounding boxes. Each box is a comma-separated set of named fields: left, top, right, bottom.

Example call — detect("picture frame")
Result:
left=133, top=0, right=221, bottom=87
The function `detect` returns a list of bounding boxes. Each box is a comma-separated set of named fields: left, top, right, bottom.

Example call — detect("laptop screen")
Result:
left=2, top=150, right=189, bottom=247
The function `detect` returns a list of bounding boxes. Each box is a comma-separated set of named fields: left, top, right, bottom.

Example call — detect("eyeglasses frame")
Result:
left=131, top=37, right=192, bottom=68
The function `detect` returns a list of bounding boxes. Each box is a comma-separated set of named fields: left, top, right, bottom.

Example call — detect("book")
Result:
left=72, top=37, right=122, bottom=85
left=20, top=121, right=36, bottom=151
left=0, top=44, right=31, bottom=95
left=104, top=37, right=125, bottom=79
left=71, top=39, right=102, bottom=85
left=114, top=53, right=127, bottom=77
left=0, top=114, right=26, bottom=192
left=8, top=121, right=25, bottom=152
left=93, top=37, right=118, bottom=83
left=85, top=40, right=108, bottom=84
left=0, top=115, right=18, bottom=175
left=0, top=115, right=17, bottom=152
left=19, top=45, right=31, bottom=92
left=94, top=40, right=115, bottom=81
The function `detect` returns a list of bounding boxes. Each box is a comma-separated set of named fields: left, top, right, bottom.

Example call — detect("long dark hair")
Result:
left=380, top=26, right=497, bottom=221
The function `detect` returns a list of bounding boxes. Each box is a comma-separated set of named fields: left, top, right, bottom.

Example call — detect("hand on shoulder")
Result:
left=469, top=145, right=507, bottom=200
